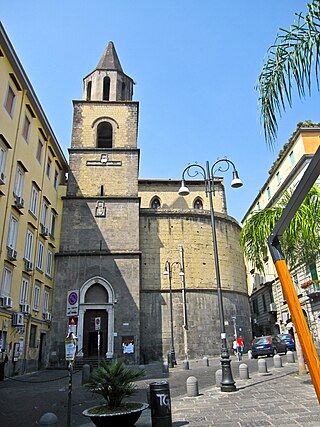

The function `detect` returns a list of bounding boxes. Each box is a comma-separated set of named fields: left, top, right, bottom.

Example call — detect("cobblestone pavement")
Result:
left=170, top=364, right=320, bottom=427
left=1, top=355, right=319, bottom=426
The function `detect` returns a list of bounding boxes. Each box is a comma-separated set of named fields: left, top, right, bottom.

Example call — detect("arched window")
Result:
left=103, top=76, right=110, bottom=101
left=97, top=122, right=112, bottom=148
left=194, top=198, right=203, bottom=209
left=151, top=197, right=161, bottom=209
left=86, top=81, right=92, bottom=101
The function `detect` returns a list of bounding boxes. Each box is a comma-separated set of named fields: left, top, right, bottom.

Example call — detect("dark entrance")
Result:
left=38, top=333, right=46, bottom=369
left=84, top=310, right=108, bottom=357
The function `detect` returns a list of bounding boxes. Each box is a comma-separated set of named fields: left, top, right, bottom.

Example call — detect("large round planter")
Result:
left=82, top=402, right=149, bottom=427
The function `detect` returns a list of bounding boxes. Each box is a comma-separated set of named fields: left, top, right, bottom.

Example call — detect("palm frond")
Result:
left=240, top=185, right=320, bottom=271
left=257, top=1, right=320, bottom=146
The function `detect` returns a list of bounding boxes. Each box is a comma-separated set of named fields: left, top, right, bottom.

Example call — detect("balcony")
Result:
left=305, top=282, right=320, bottom=299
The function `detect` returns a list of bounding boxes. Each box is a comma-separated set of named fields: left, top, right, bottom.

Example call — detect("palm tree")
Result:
left=258, top=1, right=320, bottom=146
left=84, top=359, right=145, bottom=410
left=240, top=185, right=320, bottom=272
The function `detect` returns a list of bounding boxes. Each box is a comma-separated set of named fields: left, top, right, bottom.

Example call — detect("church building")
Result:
left=49, top=42, right=250, bottom=366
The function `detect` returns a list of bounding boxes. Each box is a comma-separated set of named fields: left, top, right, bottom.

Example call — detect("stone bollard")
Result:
left=183, top=359, right=190, bottom=370
left=287, top=350, right=295, bottom=363
left=162, top=361, right=169, bottom=373
left=273, top=354, right=283, bottom=368
left=258, top=358, right=268, bottom=374
left=239, top=363, right=249, bottom=380
left=247, top=350, right=252, bottom=359
left=215, top=369, right=222, bottom=387
left=82, top=363, right=90, bottom=385
left=38, top=412, right=58, bottom=426
left=203, top=356, right=209, bottom=367
left=186, top=376, right=199, bottom=397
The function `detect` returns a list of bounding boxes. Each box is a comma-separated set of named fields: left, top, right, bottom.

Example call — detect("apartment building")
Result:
left=0, top=23, right=68, bottom=375
left=242, top=124, right=320, bottom=344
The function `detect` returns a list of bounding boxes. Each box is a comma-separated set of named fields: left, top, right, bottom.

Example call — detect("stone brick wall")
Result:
left=139, top=209, right=250, bottom=360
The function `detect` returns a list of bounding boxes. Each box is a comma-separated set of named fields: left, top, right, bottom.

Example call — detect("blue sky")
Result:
left=1, top=1, right=319, bottom=222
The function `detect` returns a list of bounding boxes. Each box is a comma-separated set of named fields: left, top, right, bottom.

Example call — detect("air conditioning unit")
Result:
left=12, top=312, right=24, bottom=326
left=25, top=260, right=33, bottom=271
left=21, top=303, right=31, bottom=314
left=269, top=302, right=277, bottom=312
left=44, top=312, right=52, bottom=321
left=7, top=247, right=18, bottom=261
left=2, top=296, right=13, bottom=308
left=0, top=172, right=5, bottom=185
left=15, top=196, right=24, bottom=209
left=41, top=224, right=49, bottom=236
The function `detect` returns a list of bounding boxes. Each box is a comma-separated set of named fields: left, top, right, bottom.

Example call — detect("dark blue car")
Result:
left=277, top=333, right=295, bottom=351
left=251, top=335, right=287, bottom=358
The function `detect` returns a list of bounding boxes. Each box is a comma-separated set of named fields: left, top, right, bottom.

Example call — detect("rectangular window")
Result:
left=33, top=284, right=41, bottom=311
left=22, top=114, right=31, bottom=142
left=267, top=186, right=271, bottom=200
left=41, top=200, right=49, bottom=226
left=292, top=274, right=300, bottom=295
left=289, top=151, right=295, bottom=165
left=43, top=290, right=49, bottom=313
left=29, top=324, right=37, bottom=348
left=4, top=84, right=16, bottom=117
left=13, top=165, right=24, bottom=197
left=36, top=240, right=44, bottom=271
left=1, top=267, right=13, bottom=297
left=29, top=184, right=39, bottom=217
left=46, top=249, right=53, bottom=277
left=262, top=294, right=267, bottom=312
left=20, top=277, right=29, bottom=304
left=46, top=155, right=52, bottom=179
left=310, top=263, right=318, bottom=280
left=49, top=211, right=56, bottom=238
left=276, top=171, right=281, bottom=185
left=53, top=169, right=59, bottom=190
left=36, top=139, right=43, bottom=163
left=257, top=202, right=261, bottom=212
left=7, top=214, right=18, bottom=249
left=0, top=141, right=7, bottom=176
left=252, top=298, right=259, bottom=315
left=24, top=229, right=34, bottom=262
left=0, top=330, right=7, bottom=352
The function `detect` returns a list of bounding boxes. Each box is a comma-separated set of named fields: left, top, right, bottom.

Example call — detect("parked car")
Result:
left=251, top=335, right=287, bottom=359
left=277, top=333, right=295, bottom=351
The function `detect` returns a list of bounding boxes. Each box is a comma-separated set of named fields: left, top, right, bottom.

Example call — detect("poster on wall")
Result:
left=122, top=336, right=135, bottom=354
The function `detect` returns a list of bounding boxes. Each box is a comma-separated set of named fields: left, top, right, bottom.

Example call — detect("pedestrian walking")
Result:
left=237, top=336, right=244, bottom=361
left=232, top=339, right=237, bottom=356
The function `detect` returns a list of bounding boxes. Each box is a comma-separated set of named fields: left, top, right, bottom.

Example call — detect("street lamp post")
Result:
left=178, top=158, right=243, bottom=392
left=163, top=260, right=185, bottom=367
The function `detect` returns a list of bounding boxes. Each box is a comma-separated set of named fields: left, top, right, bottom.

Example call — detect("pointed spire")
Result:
left=96, top=41, right=123, bottom=72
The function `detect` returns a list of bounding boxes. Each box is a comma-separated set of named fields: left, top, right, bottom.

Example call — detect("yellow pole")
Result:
left=274, top=259, right=320, bottom=403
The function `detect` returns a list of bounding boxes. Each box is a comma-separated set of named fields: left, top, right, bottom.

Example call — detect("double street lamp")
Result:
left=178, top=158, right=243, bottom=392
left=163, top=260, right=185, bottom=367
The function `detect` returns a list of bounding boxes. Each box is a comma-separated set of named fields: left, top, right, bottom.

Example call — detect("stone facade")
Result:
left=49, top=42, right=250, bottom=367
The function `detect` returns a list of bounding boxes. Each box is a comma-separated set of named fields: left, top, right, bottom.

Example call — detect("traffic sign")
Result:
left=95, top=317, right=101, bottom=331
left=66, top=290, right=79, bottom=316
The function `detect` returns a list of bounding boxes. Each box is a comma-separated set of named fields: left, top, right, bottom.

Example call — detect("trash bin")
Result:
left=149, top=381, right=172, bottom=427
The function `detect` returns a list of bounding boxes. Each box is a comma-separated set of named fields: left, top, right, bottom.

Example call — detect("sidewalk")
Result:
left=79, top=362, right=320, bottom=427
left=170, top=364, right=319, bottom=427
left=0, top=355, right=319, bottom=426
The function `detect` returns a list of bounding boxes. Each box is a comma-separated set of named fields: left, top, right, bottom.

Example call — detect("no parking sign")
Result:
left=66, top=290, right=79, bottom=316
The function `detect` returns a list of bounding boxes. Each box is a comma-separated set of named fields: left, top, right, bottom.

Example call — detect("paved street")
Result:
left=0, top=354, right=319, bottom=426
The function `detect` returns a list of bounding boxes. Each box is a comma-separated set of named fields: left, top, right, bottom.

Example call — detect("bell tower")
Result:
left=50, top=42, right=141, bottom=364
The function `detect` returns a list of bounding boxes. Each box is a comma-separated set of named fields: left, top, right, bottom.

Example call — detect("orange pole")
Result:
left=274, top=259, right=320, bottom=403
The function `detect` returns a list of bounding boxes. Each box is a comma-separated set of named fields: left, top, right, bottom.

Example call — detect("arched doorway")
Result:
left=78, top=277, right=115, bottom=359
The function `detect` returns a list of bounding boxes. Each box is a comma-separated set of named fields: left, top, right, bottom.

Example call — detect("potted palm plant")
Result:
left=82, top=359, right=148, bottom=427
